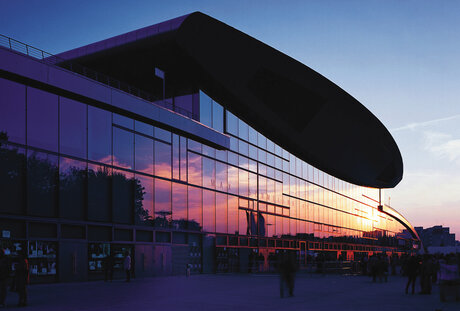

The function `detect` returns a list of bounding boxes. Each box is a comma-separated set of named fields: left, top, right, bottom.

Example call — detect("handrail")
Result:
left=0, top=34, right=198, bottom=120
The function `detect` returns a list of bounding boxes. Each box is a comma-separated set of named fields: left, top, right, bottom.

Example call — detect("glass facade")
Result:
left=0, top=78, right=411, bottom=244
left=0, top=65, right=417, bottom=281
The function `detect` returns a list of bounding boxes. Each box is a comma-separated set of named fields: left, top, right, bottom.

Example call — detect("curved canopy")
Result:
left=57, top=12, right=403, bottom=188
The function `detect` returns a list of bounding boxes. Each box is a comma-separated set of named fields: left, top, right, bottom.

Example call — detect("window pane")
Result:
left=203, top=157, right=216, bottom=189
left=60, top=97, right=87, bottom=158
left=226, top=111, right=238, bottom=136
left=249, top=172, right=257, bottom=200
left=135, top=135, right=153, bottom=175
left=188, top=186, right=202, bottom=231
left=216, top=193, right=227, bottom=233
left=239, top=210, right=248, bottom=236
left=113, top=127, right=133, bottom=169
left=87, top=163, right=111, bottom=222
left=199, top=91, right=212, bottom=127
left=203, top=190, right=215, bottom=232
left=154, top=140, right=171, bottom=178
left=180, top=137, right=187, bottom=182
left=212, top=101, right=224, bottom=132
left=113, top=113, right=133, bottom=129
left=216, top=162, right=227, bottom=192
left=238, top=119, right=249, bottom=141
left=27, top=87, right=58, bottom=152
left=0, top=144, right=25, bottom=214
left=154, top=179, right=171, bottom=228
left=228, top=165, right=238, bottom=195
left=112, top=169, right=133, bottom=224
left=172, top=182, right=187, bottom=229
left=135, top=174, right=153, bottom=226
left=228, top=195, right=238, bottom=235
left=238, top=169, right=248, bottom=197
left=27, top=151, right=58, bottom=217
left=0, top=78, right=26, bottom=144
left=172, top=134, right=180, bottom=180
left=135, top=120, right=153, bottom=136
left=59, top=157, right=86, bottom=220
left=154, top=127, right=171, bottom=143
left=188, top=152, right=202, bottom=186
left=88, top=106, right=111, bottom=164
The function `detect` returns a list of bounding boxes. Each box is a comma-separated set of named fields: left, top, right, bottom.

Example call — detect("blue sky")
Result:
left=2, top=0, right=460, bottom=236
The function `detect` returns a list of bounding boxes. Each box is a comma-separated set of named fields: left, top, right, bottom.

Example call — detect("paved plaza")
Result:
left=2, top=273, right=459, bottom=310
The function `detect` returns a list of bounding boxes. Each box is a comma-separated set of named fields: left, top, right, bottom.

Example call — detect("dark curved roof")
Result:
left=57, top=12, right=403, bottom=188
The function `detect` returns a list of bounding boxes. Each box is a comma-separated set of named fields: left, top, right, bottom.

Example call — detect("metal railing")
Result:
left=0, top=34, right=198, bottom=120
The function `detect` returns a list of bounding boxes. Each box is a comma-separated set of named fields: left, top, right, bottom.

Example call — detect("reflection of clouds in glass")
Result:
left=172, top=182, right=187, bottom=221
left=188, top=152, right=202, bottom=186
left=188, top=186, right=202, bottom=228
left=215, top=193, right=227, bottom=233
left=155, top=141, right=171, bottom=178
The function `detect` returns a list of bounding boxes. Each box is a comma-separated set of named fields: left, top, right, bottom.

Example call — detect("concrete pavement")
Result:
left=2, top=273, right=458, bottom=310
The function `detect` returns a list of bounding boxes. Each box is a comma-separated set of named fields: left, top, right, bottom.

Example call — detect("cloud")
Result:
left=391, top=114, right=460, bottom=132
left=423, top=130, right=460, bottom=165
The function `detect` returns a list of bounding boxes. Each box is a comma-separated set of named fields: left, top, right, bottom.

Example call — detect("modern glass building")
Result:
left=0, top=12, right=419, bottom=282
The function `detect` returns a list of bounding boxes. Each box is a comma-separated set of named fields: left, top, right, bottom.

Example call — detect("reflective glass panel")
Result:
left=135, top=174, right=153, bottom=225
left=113, top=113, right=133, bottom=129
left=154, top=178, right=171, bottom=228
left=188, top=186, right=202, bottom=231
left=199, top=91, right=212, bottom=128
left=59, top=157, right=86, bottom=220
left=227, top=165, right=238, bottom=195
left=172, top=182, right=187, bottom=229
left=203, top=189, right=216, bottom=232
left=60, top=97, right=87, bottom=158
left=188, top=152, right=202, bottom=186
left=203, top=157, right=216, bottom=189
left=216, top=193, right=227, bottom=233
left=88, top=106, right=111, bottom=164
left=0, top=78, right=26, bottom=144
left=27, top=150, right=58, bottom=217
left=212, top=101, right=224, bottom=132
left=87, top=163, right=111, bottom=222
left=135, top=134, right=153, bottom=175
left=112, top=169, right=134, bottom=224
left=228, top=195, right=238, bottom=235
left=154, top=140, right=171, bottom=178
left=0, top=144, right=26, bottom=214
left=27, top=87, right=58, bottom=152
left=113, top=127, right=133, bottom=169
left=135, top=120, right=153, bottom=136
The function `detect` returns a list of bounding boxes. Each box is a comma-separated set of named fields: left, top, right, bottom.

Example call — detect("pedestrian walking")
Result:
left=420, top=255, right=434, bottom=294
left=405, top=255, right=419, bottom=294
left=278, top=251, right=297, bottom=298
left=124, top=251, right=131, bottom=282
left=0, top=250, right=9, bottom=308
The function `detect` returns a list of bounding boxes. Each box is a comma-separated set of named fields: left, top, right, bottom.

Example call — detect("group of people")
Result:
left=0, top=249, right=29, bottom=308
left=401, top=253, right=460, bottom=299
left=361, top=252, right=460, bottom=299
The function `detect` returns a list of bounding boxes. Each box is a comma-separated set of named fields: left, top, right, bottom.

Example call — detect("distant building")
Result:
left=415, top=226, right=456, bottom=247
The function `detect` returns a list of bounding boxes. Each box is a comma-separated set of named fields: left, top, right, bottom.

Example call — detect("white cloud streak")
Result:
left=391, top=114, right=460, bottom=132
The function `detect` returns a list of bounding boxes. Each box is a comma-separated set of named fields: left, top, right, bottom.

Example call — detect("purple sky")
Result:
left=2, top=0, right=460, bottom=237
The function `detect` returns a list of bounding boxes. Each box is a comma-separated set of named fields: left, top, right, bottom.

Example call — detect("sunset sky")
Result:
left=2, top=0, right=459, bottom=236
